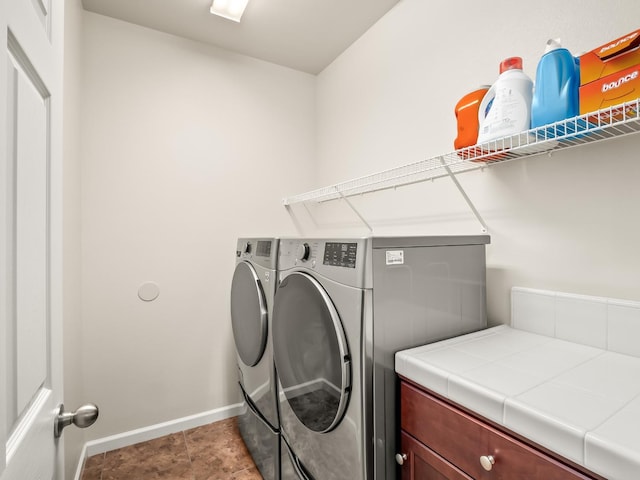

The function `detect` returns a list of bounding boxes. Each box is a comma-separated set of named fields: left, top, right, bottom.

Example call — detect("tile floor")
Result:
left=80, top=417, right=263, bottom=480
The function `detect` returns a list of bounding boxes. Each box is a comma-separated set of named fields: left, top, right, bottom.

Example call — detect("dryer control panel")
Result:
left=278, top=238, right=369, bottom=288
left=323, top=242, right=357, bottom=268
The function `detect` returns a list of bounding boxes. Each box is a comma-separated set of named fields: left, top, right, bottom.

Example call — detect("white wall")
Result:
left=315, top=0, right=640, bottom=324
left=79, top=12, right=315, bottom=440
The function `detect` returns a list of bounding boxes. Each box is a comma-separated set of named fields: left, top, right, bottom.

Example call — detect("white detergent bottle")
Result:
left=477, top=57, right=533, bottom=145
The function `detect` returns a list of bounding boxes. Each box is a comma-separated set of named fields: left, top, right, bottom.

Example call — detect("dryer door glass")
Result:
left=230, top=261, right=268, bottom=367
left=273, top=272, right=351, bottom=433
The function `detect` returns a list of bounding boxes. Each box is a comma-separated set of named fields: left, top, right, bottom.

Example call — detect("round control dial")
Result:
left=296, top=243, right=310, bottom=262
left=242, top=242, right=252, bottom=254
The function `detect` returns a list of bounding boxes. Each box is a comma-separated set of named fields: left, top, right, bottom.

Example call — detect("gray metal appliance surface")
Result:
left=231, top=237, right=280, bottom=480
left=273, top=235, right=490, bottom=480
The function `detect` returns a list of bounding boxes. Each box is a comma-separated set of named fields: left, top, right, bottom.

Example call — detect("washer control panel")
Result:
left=236, top=238, right=278, bottom=270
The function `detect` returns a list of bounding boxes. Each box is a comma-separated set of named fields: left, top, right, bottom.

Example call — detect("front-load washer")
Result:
left=273, top=236, right=490, bottom=480
left=230, top=237, right=280, bottom=480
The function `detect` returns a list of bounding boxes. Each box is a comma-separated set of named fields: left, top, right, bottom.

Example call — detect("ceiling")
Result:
left=81, top=0, right=400, bottom=75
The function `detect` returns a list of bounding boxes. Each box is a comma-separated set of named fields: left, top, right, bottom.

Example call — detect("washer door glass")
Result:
left=230, top=261, right=268, bottom=367
left=273, top=272, right=351, bottom=433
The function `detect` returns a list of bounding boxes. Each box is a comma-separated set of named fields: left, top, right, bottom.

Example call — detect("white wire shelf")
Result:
left=282, top=99, right=640, bottom=206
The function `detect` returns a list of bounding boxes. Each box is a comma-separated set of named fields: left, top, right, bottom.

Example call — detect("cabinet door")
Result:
left=400, top=431, right=472, bottom=480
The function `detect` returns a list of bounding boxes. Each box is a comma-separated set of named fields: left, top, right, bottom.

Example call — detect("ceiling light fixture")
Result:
left=210, top=0, right=249, bottom=22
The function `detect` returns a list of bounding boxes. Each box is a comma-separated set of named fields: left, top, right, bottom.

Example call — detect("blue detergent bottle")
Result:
left=531, top=39, right=580, bottom=136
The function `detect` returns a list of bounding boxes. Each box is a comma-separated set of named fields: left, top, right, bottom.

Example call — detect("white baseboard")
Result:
left=73, top=443, right=88, bottom=480
left=73, top=402, right=244, bottom=480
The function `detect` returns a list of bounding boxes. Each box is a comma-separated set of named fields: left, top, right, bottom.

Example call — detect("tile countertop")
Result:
left=395, top=287, right=640, bottom=480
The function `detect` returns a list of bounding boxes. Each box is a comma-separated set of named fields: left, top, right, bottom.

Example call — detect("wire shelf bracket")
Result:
left=337, top=189, right=373, bottom=233
left=439, top=156, right=488, bottom=233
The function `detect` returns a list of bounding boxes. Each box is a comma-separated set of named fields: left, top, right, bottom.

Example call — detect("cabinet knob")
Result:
left=480, top=455, right=495, bottom=471
left=395, top=453, right=408, bottom=465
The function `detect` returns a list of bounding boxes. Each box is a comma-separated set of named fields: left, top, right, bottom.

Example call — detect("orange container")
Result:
left=454, top=86, right=490, bottom=150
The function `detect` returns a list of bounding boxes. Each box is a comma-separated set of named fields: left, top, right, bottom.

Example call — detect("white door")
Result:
left=0, top=0, right=65, bottom=478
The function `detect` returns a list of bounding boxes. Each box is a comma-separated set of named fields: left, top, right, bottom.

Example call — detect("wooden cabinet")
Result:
left=399, top=380, right=602, bottom=480
left=400, top=430, right=472, bottom=480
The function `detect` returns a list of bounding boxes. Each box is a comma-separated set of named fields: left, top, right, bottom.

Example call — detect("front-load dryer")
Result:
left=273, top=236, right=490, bottom=480
left=274, top=238, right=366, bottom=480
left=230, top=237, right=280, bottom=480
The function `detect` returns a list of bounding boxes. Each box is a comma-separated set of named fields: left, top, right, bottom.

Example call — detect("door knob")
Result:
left=54, top=403, right=99, bottom=438
left=395, top=453, right=408, bottom=465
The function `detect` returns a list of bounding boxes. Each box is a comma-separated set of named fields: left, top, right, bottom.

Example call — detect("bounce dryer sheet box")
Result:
left=579, top=28, right=640, bottom=117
